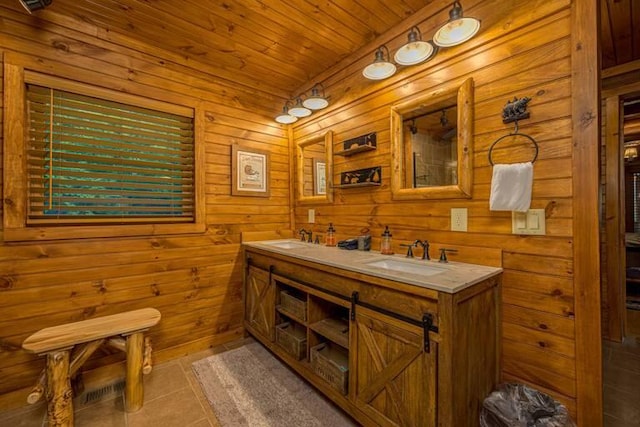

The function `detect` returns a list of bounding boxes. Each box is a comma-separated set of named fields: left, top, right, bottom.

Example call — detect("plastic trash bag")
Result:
left=480, top=383, right=576, bottom=427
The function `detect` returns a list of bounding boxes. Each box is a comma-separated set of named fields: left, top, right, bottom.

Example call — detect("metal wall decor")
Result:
left=488, top=96, right=539, bottom=165
left=337, top=166, right=381, bottom=188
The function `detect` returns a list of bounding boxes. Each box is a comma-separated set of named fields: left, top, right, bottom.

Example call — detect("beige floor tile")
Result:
left=0, top=402, right=45, bottom=427
left=126, top=387, right=206, bottom=427
left=142, top=360, right=190, bottom=402
left=185, top=369, right=221, bottom=427
left=178, top=345, right=228, bottom=372
left=186, top=419, right=213, bottom=427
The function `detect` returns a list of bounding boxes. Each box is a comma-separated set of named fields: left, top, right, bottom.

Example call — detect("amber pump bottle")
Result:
left=380, top=225, right=394, bottom=254
left=325, top=223, right=336, bottom=246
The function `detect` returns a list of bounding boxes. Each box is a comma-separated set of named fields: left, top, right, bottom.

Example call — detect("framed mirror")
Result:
left=390, top=77, right=474, bottom=200
left=296, top=131, right=333, bottom=204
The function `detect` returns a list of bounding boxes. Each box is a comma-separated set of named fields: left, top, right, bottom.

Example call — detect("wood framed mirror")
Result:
left=296, top=131, right=333, bottom=204
left=390, top=77, right=474, bottom=200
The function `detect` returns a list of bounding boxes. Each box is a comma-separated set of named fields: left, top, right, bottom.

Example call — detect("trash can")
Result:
left=480, top=383, right=576, bottom=427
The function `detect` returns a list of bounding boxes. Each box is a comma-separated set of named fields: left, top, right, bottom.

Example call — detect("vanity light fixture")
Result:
left=363, top=45, right=397, bottom=80
left=275, top=102, right=298, bottom=124
left=433, top=1, right=481, bottom=47
left=19, top=0, right=52, bottom=13
left=302, top=83, right=329, bottom=110
left=288, top=97, right=312, bottom=118
left=394, top=27, right=436, bottom=66
left=625, top=145, right=639, bottom=161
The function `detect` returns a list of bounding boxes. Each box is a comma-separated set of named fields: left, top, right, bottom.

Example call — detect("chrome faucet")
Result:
left=416, top=240, right=430, bottom=260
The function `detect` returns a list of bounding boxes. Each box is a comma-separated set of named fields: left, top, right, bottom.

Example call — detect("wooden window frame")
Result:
left=3, top=62, right=206, bottom=241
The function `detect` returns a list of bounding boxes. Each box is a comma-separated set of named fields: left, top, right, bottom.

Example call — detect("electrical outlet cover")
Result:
left=451, top=208, right=468, bottom=232
left=308, top=209, right=315, bottom=223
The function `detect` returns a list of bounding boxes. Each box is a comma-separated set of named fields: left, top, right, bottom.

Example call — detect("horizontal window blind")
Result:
left=26, top=84, right=195, bottom=224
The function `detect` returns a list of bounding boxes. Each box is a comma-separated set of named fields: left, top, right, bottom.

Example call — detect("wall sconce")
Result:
left=625, top=145, right=639, bottom=161
left=274, top=84, right=331, bottom=124
left=394, top=27, right=436, bottom=66
left=302, top=83, right=329, bottom=110
left=275, top=101, right=298, bottom=124
left=19, top=0, right=52, bottom=13
left=363, top=45, right=397, bottom=80
left=433, top=1, right=481, bottom=47
left=362, top=2, right=480, bottom=81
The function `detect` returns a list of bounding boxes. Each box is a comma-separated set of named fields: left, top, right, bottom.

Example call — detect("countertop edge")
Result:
left=243, top=240, right=502, bottom=294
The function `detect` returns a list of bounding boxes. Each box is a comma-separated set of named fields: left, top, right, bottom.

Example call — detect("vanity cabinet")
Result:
left=243, top=246, right=500, bottom=427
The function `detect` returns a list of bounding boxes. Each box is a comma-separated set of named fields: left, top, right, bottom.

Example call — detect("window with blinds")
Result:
left=26, top=84, right=195, bottom=225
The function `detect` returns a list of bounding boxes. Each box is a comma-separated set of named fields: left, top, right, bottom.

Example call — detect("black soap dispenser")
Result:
left=380, top=225, right=393, bottom=255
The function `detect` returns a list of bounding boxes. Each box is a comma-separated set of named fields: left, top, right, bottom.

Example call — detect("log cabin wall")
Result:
left=292, top=0, right=580, bottom=416
left=0, top=4, right=290, bottom=407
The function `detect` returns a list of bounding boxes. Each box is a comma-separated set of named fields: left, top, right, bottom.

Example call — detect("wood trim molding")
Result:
left=601, top=58, right=640, bottom=79
left=571, top=0, right=603, bottom=425
left=604, top=96, right=625, bottom=342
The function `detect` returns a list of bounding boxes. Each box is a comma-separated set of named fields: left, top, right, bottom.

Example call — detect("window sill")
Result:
left=2, top=222, right=206, bottom=242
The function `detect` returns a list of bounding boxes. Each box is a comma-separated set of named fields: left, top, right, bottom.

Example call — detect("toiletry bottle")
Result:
left=325, top=223, right=336, bottom=246
left=380, top=225, right=394, bottom=255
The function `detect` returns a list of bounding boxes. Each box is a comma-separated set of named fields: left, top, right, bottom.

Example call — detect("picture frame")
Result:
left=231, top=144, right=269, bottom=197
left=313, top=158, right=326, bottom=195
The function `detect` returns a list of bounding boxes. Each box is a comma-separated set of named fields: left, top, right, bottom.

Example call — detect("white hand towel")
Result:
left=489, top=162, right=533, bottom=212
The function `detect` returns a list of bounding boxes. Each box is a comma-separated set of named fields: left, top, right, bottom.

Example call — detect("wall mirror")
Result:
left=390, top=77, right=474, bottom=200
left=296, top=130, right=333, bottom=204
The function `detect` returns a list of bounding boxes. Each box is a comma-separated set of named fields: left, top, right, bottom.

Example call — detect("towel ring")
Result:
left=488, top=122, right=539, bottom=166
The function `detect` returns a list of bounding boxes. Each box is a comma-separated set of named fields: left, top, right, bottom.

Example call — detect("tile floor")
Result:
left=0, top=337, right=255, bottom=427
left=3, top=336, right=638, bottom=426
left=603, top=337, right=640, bottom=426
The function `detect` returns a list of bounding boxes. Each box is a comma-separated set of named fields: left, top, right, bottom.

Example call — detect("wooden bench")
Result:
left=22, top=308, right=161, bottom=426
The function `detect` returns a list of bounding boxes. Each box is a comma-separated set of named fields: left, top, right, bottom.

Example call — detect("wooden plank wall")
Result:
left=0, top=4, right=289, bottom=406
left=292, top=0, right=578, bottom=415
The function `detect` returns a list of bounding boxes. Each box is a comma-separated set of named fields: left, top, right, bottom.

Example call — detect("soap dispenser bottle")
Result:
left=380, top=225, right=394, bottom=255
left=325, top=223, right=336, bottom=246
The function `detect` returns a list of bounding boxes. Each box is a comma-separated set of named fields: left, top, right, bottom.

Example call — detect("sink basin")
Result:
left=364, top=258, right=446, bottom=277
left=261, top=240, right=309, bottom=250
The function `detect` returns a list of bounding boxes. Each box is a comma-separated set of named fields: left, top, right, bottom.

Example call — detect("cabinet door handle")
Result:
left=350, top=291, right=359, bottom=321
left=422, top=314, right=433, bottom=353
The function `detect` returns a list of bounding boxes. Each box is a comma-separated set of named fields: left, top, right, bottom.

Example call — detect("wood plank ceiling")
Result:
left=18, top=0, right=430, bottom=102
left=600, top=0, right=640, bottom=69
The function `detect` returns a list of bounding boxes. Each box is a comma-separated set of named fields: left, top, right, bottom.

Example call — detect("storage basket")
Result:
left=310, top=342, right=348, bottom=395
left=280, top=290, right=307, bottom=321
left=275, top=322, right=307, bottom=360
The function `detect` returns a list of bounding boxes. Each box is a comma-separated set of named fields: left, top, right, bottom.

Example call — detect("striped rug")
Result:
left=192, top=342, right=356, bottom=427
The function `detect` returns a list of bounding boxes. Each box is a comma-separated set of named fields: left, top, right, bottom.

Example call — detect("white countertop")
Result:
left=243, top=239, right=502, bottom=294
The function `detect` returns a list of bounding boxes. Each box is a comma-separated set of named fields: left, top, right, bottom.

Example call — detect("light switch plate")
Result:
left=512, top=209, right=545, bottom=235
left=308, top=209, right=315, bottom=223
left=451, top=208, right=468, bottom=232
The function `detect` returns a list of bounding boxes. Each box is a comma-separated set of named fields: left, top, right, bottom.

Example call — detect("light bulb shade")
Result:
left=302, top=85, right=328, bottom=110
left=275, top=104, right=298, bottom=124
left=363, top=46, right=397, bottom=80
left=433, top=2, right=480, bottom=47
left=394, top=40, right=436, bottom=65
left=275, top=113, right=297, bottom=124
left=289, top=98, right=312, bottom=117
left=19, top=0, right=52, bottom=13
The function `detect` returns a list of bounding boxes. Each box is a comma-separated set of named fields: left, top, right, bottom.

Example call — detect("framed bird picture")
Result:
left=231, top=144, right=270, bottom=197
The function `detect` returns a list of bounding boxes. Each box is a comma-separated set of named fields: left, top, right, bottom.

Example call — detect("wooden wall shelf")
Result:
left=337, top=132, right=376, bottom=155
left=335, top=145, right=376, bottom=156
left=334, top=182, right=381, bottom=188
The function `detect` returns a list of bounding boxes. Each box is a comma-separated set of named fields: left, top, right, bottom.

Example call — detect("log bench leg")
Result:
left=45, top=350, right=73, bottom=427
left=125, top=332, right=144, bottom=412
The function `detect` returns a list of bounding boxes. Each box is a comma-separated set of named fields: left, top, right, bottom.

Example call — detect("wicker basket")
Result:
left=275, top=322, right=307, bottom=360
left=310, top=342, right=348, bottom=395
left=280, top=290, right=307, bottom=321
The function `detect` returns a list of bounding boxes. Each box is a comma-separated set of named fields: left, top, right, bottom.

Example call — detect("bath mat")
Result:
left=192, top=342, right=356, bottom=427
